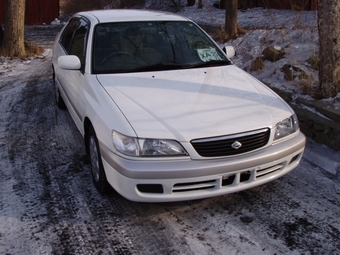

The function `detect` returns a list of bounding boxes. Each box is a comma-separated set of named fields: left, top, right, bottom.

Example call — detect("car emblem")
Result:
left=231, top=141, right=242, bottom=150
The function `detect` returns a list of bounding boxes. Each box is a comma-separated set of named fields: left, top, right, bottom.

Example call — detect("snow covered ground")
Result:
left=0, top=4, right=339, bottom=254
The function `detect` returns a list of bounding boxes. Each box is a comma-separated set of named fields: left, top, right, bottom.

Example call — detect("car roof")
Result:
left=77, top=9, right=190, bottom=23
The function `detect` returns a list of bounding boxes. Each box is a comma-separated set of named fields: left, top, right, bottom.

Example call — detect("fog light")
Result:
left=137, top=184, right=164, bottom=194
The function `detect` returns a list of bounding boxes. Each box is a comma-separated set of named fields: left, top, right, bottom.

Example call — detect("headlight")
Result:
left=274, top=114, right=299, bottom=140
left=138, top=139, right=188, bottom=156
left=112, top=131, right=139, bottom=156
left=112, top=131, right=188, bottom=157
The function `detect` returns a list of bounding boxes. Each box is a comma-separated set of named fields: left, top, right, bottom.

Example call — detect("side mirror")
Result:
left=58, top=55, right=81, bottom=70
left=223, top=46, right=236, bottom=59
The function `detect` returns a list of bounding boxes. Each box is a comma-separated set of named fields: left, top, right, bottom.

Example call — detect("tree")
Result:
left=0, top=0, right=26, bottom=57
left=318, top=0, right=340, bottom=98
left=225, top=0, right=238, bottom=38
left=169, top=0, right=181, bottom=12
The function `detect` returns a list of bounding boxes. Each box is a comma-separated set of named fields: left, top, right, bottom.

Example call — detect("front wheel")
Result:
left=52, top=66, right=66, bottom=109
left=87, top=125, right=110, bottom=193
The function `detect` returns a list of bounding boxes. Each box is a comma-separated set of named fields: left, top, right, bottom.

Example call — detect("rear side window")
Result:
left=60, top=18, right=80, bottom=52
left=69, top=19, right=89, bottom=64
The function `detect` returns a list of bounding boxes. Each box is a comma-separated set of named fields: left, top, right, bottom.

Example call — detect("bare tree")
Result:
left=225, top=0, right=238, bottom=37
left=318, top=0, right=340, bottom=98
left=0, top=0, right=26, bottom=57
left=169, top=0, right=182, bottom=12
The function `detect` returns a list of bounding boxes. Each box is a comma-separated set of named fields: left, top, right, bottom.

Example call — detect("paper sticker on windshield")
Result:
left=197, top=48, right=222, bottom=62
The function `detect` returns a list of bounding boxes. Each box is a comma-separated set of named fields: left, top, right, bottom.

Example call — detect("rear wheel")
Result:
left=87, top=125, right=110, bottom=193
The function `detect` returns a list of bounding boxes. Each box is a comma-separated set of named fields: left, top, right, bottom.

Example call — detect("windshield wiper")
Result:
left=97, top=60, right=232, bottom=74
left=187, top=60, right=232, bottom=69
left=131, top=62, right=187, bottom=72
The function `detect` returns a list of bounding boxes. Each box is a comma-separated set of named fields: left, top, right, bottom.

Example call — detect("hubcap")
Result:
left=89, top=136, right=100, bottom=182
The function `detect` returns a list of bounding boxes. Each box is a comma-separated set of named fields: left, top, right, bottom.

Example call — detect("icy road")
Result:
left=0, top=25, right=339, bottom=255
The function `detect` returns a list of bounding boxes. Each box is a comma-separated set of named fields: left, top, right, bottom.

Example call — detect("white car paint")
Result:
left=52, top=9, right=306, bottom=202
left=97, top=65, right=292, bottom=141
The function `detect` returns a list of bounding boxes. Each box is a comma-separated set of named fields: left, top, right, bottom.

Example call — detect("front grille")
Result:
left=191, top=128, right=270, bottom=157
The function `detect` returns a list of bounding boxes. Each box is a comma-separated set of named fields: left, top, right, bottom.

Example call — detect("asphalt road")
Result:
left=0, top=25, right=339, bottom=255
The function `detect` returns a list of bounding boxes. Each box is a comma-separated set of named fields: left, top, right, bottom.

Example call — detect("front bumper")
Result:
left=100, top=131, right=306, bottom=202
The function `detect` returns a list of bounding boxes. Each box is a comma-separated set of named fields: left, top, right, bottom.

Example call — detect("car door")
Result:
left=58, top=18, right=90, bottom=133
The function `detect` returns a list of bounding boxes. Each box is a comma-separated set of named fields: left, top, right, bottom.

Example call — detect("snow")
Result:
left=0, top=3, right=340, bottom=254
left=304, top=138, right=340, bottom=175
left=187, top=6, right=317, bottom=30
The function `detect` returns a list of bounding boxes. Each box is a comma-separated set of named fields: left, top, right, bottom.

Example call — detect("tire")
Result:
left=52, top=66, right=66, bottom=109
left=87, top=125, right=111, bottom=193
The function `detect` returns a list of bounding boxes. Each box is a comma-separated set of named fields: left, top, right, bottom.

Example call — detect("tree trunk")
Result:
left=225, top=0, right=238, bottom=37
left=0, top=24, right=3, bottom=46
left=1, top=0, right=26, bottom=57
left=318, top=0, right=340, bottom=98
left=198, top=0, right=203, bottom=8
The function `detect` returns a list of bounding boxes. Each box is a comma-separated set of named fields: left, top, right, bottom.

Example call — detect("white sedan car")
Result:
left=52, top=9, right=305, bottom=202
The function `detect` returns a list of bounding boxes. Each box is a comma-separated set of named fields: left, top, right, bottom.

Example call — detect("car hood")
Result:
left=97, top=66, right=292, bottom=141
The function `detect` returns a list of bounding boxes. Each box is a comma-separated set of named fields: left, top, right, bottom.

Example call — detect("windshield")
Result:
left=92, top=21, right=231, bottom=74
